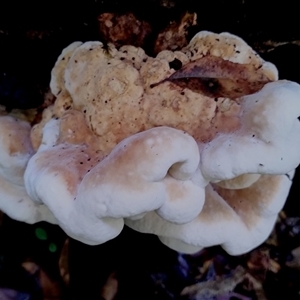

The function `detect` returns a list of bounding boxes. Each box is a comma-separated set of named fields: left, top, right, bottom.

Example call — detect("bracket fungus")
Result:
left=1, top=31, right=300, bottom=255
left=0, top=115, right=56, bottom=224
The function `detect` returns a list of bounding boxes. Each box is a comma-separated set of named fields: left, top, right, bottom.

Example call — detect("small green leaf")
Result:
left=49, top=243, right=57, bottom=253
left=35, top=228, right=47, bottom=240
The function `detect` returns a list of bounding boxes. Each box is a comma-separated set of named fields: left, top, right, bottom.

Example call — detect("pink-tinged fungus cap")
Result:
left=126, top=174, right=293, bottom=255
left=0, top=30, right=298, bottom=255
left=25, top=117, right=203, bottom=244
left=0, top=116, right=56, bottom=224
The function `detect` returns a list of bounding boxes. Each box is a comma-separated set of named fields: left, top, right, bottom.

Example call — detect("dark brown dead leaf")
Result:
left=151, top=56, right=271, bottom=98
left=97, top=13, right=151, bottom=48
left=246, top=248, right=280, bottom=284
left=22, top=261, right=62, bottom=299
left=153, top=12, right=197, bottom=54
left=100, top=272, right=118, bottom=300
left=59, top=238, right=70, bottom=286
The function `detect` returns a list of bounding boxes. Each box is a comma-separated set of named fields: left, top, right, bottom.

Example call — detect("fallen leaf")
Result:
left=59, top=238, right=70, bottom=285
left=151, top=56, right=271, bottom=98
left=154, top=12, right=197, bottom=54
left=243, top=273, right=268, bottom=300
left=286, top=246, right=300, bottom=269
left=97, top=13, right=151, bottom=48
left=0, top=288, right=31, bottom=300
left=22, top=261, right=62, bottom=299
left=101, top=272, right=118, bottom=300
left=180, top=266, right=246, bottom=300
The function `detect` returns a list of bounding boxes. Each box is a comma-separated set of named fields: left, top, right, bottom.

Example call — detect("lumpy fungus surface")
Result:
left=1, top=31, right=300, bottom=255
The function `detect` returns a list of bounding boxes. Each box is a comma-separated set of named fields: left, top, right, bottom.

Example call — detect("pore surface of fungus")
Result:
left=1, top=31, right=300, bottom=255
